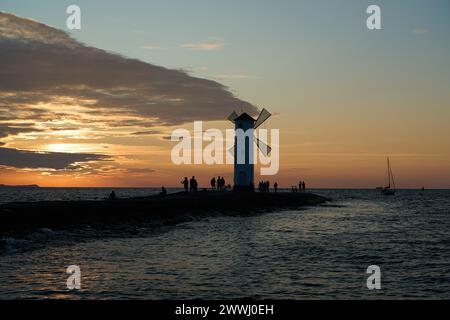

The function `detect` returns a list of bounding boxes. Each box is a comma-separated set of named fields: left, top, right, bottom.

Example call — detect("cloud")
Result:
left=126, top=168, right=155, bottom=174
left=141, top=45, right=163, bottom=50
left=181, top=40, right=225, bottom=51
left=131, top=130, right=162, bottom=136
left=0, top=12, right=75, bottom=46
left=214, top=74, right=261, bottom=80
left=0, top=123, right=43, bottom=139
left=0, top=147, right=109, bottom=170
left=0, top=12, right=257, bottom=141
left=412, top=27, right=429, bottom=34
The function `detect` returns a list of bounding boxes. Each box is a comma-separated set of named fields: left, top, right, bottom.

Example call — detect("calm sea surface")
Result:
left=0, top=188, right=449, bottom=299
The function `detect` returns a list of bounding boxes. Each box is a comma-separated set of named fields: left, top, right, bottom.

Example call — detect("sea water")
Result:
left=0, top=188, right=449, bottom=299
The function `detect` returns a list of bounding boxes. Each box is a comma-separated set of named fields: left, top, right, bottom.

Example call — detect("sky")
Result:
left=0, top=0, right=450, bottom=188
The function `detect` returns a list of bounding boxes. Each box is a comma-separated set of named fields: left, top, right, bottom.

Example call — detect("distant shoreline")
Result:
left=0, top=184, right=40, bottom=188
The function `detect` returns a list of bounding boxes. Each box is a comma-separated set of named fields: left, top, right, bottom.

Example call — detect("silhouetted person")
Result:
left=302, top=181, right=306, bottom=192
left=217, top=176, right=224, bottom=191
left=160, top=186, right=167, bottom=196
left=299, top=181, right=303, bottom=192
left=190, top=176, right=198, bottom=192
left=190, top=176, right=195, bottom=191
left=194, top=178, right=198, bottom=191
left=211, top=177, right=216, bottom=190
left=181, top=177, right=189, bottom=192
left=108, top=191, right=117, bottom=201
left=274, top=182, right=278, bottom=192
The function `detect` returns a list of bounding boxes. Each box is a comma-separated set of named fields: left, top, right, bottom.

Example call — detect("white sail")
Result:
left=254, top=108, right=271, bottom=129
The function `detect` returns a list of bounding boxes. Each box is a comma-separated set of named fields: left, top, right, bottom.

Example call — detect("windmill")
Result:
left=228, top=108, right=272, bottom=191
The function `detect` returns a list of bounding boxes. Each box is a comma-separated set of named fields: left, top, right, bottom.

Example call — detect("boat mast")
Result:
left=387, top=157, right=391, bottom=188
left=389, top=158, right=396, bottom=190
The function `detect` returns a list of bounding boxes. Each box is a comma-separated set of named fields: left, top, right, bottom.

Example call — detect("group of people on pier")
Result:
left=291, top=180, right=307, bottom=193
left=179, top=177, right=306, bottom=193
left=180, top=176, right=199, bottom=192
left=210, top=176, right=226, bottom=190
left=258, top=180, right=278, bottom=192
left=181, top=176, right=227, bottom=192
left=108, top=178, right=308, bottom=199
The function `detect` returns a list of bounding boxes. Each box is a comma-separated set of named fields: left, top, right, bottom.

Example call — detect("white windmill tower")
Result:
left=228, top=108, right=272, bottom=191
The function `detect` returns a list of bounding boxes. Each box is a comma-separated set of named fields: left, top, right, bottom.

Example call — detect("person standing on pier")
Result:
left=221, top=177, right=226, bottom=190
left=189, top=176, right=196, bottom=192
left=108, top=191, right=117, bottom=200
left=210, top=177, right=216, bottom=190
left=181, top=177, right=189, bottom=192
left=302, top=181, right=306, bottom=192
left=193, top=177, right=198, bottom=192
left=274, top=182, right=278, bottom=192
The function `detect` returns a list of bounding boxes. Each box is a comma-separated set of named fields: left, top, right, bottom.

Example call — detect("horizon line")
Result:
left=1, top=185, right=448, bottom=190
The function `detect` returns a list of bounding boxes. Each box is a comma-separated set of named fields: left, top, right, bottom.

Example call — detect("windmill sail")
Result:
left=227, top=145, right=235, bottom=157
left=255, top=138, right=272, bottom=156
left=254, top=108, right=271, bottom=129
left=227, top=111, right=239, bottom=123
left=228, top=136, right=272, bottom=157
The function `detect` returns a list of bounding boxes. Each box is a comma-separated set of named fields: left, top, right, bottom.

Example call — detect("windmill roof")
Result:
left=234, top=113, right=255, bottom=122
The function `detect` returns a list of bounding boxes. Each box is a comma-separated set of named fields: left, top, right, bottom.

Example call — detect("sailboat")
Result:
left=381, top=157, right=396, bottom=195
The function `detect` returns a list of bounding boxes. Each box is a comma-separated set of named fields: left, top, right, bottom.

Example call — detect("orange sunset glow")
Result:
left=1, top=7, right=450, bottom=189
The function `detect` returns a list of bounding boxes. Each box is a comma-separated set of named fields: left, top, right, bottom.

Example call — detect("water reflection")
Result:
left=1, top=189, right=449, bottom=299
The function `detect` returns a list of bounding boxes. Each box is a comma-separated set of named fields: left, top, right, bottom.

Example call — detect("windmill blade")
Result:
left=227, top=145, right=235, bottom=157
left=254, top=108, right=271, bottom=129
left=255, top=138, right=272, bottom=156
left=227, top=111, right=239, bottom=123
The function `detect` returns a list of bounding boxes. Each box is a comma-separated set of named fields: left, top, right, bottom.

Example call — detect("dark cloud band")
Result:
left=0, top=147, right=109, bottom=170
left=0, top=11, right=257, bottom=141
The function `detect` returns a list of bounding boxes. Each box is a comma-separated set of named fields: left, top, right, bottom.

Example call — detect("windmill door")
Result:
left=239, top=171, right=246, bottom=185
